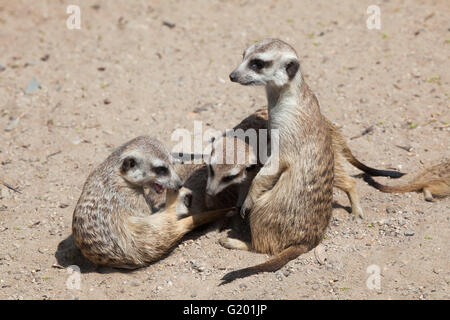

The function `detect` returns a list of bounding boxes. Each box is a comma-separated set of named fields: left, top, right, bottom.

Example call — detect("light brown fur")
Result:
left=72, top=136, right=232, bottom=269
left=363, top=159, right=450, bottom=201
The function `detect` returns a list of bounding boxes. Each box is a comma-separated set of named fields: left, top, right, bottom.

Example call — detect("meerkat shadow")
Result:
left=54, top=235, right=168, bottom=274
left=54, top=228, right=224, bottom=275
left=55, top=235, right=98, bottom=274
left=332, top=201, right=352, bottom=214
left=218, top=213, right=252, bottom=243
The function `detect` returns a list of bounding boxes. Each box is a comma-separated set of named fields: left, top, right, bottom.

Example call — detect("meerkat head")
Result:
left=205, top=135, right=258, bottom=197
left=229, top=38, right=300, bottom=88
left=118, top=136, right=182, bottom=194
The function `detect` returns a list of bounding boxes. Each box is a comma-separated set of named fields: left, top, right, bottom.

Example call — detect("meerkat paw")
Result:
left=240, top=196, right=254, bottom=219
left=219, top=237, right=251, bottom=251
left=423, top=188, right=434, bottom=202
left=352, top=205, right=364, bottom=219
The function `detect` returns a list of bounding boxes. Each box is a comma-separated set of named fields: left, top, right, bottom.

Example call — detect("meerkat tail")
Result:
left=362, top=174, right=421, bottom=193
left=177, top=207, right=237, bottom=232
left=341, top=145, right=405, bottom=178
left=220, top=245, right=309, bottom=284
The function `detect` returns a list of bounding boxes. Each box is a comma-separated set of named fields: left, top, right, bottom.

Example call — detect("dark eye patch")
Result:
left=249, top=59, right=272, bottom=71
left=153, top=166, right=168, bottom=175
left=221, top=174, right=239, bottom=183
left=121, top=157, right=136, bottom=173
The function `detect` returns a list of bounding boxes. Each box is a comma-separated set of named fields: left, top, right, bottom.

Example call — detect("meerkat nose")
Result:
left=229, top=71, right=238, bottom=82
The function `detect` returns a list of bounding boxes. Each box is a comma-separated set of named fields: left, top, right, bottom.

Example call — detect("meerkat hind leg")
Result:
left=334, top=165, right=364, bottom=218
left=219, top=237, right=252, bottom=251
left=176, top=207, right=235, bottom=234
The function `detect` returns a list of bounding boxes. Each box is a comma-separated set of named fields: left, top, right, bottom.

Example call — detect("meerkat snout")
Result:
left=229, top=71, right=238, bottom=82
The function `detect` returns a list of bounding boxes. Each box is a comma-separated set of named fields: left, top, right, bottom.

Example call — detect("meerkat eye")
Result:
left=121, top=157, right=136, bottom=172
left=250, top=59, right=265, bottom=70
left=153, top=166, right=168, bottom=175
left=222, top=174, right=238, bottom=183
left=245, top=164, right=257, bottom=172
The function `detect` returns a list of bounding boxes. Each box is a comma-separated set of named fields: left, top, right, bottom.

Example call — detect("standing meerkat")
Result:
left=206, top=108, right=404, bottom=218
left=363, top=158, right=450, bottom=201
left=72, top=136, right=233, bottom=269
left=220, top=39, right=335, bottom=282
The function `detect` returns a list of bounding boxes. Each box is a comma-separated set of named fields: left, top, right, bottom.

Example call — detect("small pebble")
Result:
left=404, top=231, right=415, bottom=236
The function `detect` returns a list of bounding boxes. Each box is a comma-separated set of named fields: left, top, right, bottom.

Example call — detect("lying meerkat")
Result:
left=206, top=108, right=404, bottom=218
left=72, top=136, right=232, bottom=269
left=220, top=39, right=335, bottom=282
left=363, top=158, right=450, bottom=201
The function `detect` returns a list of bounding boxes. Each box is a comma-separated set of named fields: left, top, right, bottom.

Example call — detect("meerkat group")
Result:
left=72, top=38, right=449, bottom=279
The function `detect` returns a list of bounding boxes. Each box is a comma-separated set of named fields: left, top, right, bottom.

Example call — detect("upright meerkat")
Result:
left=363, top=158, right=450, bottom=201
left=206, top=108, right=404, bottom=218
left=72, top=136, right=232, bottom=269
left=220, top=39, right=335, bottom=281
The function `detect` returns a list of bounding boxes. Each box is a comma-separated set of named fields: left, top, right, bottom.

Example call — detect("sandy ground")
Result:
left=0, top=0, right=449, bottom=300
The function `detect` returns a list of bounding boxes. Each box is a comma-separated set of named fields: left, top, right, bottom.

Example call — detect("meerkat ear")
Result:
left=121, top=157, right=136, bottom=173
left=286, top=59, right=300, bottom=80
left=183, top=192, right=193, bottom=208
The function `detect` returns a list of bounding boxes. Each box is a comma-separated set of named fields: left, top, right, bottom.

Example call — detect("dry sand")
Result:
left=0, top=0, right=449, bottom=299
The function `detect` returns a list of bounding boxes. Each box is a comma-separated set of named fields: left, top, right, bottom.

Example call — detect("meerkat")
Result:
left=363, top=158, right=450, bottom=201
left=72, top=136, right=233, bottom=269
left=206, top=108, right=404, bottom=218
left=219, top=39, right=335, bottom=282
left=144, top=159, right=241, bottom=217
left=205, top=110, right=267, bottom=209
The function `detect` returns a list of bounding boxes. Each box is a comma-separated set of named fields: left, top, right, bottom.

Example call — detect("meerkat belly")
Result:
left=249, top=160, right=332, bottom=255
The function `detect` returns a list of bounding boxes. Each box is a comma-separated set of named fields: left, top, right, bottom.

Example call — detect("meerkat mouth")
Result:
left=152, top=183, right=164, bottom=194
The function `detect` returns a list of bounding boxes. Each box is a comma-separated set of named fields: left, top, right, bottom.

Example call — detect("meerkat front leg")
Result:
left=240, top=161, right=287, bottom=218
